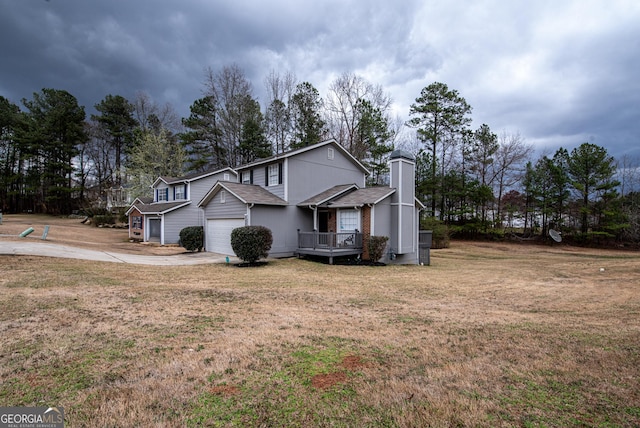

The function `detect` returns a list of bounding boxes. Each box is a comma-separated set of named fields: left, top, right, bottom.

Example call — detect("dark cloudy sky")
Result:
left=1, top=0, right=638, bottom=159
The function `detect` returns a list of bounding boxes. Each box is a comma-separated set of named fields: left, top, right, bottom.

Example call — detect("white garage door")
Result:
left=206, top=218, right=245, bottom=254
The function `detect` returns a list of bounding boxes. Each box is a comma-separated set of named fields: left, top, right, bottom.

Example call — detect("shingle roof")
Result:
left=131, top=200, right=190, bottom=215
left=297, top=184, right=358, bottom=207
left=328, top=187, right=395, bottom=208
left=199, top=182, right=288, bottom=207
left=224, top=182, right=288, bottom=205
left=155, top=167, right=236, bottom=185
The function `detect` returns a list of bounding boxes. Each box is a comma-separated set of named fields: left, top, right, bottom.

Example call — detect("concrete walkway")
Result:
left=0, top=240, right=237, bottom=266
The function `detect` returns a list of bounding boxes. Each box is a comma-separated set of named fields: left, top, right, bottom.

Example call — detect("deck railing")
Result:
left=297, top=231, right=363, bottom=250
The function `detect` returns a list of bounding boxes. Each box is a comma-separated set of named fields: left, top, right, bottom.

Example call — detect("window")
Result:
left=328, top=147, right=334, bottom=160
left=267, top=163, right=281, bottom=186
left=339, top=209, right=359, bottom=232
left=241, top=171, right=252, bottom=184
left=157, top=188, right=168, bottom=202
left=220, top=190, right=226, bottom=204
left=132, top=216, right=142, bottom=229
left=224, top=173, right=230, bottom=181
left=175, top=185, right=186, bottom=200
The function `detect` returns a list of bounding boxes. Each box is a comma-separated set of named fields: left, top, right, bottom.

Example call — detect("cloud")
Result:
left=0, top=0, right=638, bottom=159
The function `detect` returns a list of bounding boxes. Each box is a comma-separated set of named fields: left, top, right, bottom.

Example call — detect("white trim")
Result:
left=246, top=204, right=253, bottom=225
left=369, top=204, right=375, bottom=236
left=397, top=160, right=403, bottom=250
left=283, top=158, right=289, bottom=201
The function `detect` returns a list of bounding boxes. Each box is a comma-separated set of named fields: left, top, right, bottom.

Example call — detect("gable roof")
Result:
left=328, top=187, right=396, bottom=208
left=297, top=184, right=358, bottom=207
left=127, top=200, right=191, bottom=215
left=198, top=181, right=288, bottom=207
left=152, top=167, right=236, bottom=187
left=235, top=139, right=369, bottom=175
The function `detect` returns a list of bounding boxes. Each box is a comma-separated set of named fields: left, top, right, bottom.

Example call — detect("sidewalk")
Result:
left=0, top=240, right=236, bottom=265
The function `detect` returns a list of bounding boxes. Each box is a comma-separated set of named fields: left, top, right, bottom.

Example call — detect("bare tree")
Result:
left=491, top=131, right=533, bottom=225
left=133, top=91, right=181, bottom=135
left=263, top=70, right=297, bottom=153
left=325, top=72, right=392, bottom=157
left=203, top=64, right=255, bottom=166
left=618, top=154, right=640, bottom=196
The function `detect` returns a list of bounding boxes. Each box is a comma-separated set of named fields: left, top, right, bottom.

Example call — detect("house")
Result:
left=126, top=168, right=236, bottom=244
left=197, top=139, right=424, bottom=264
left=106, top=185, right=132, bottom=213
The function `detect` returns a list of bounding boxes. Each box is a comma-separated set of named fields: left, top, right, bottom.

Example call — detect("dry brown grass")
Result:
left=1, top=215, right=639, bottom=427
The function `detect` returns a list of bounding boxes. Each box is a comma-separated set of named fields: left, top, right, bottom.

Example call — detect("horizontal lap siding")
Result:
left=250, top=205, right=306, bottom=257
left=190, top=174, right=229, bottom=203
left=287, top=148, right=365, bottom=204
left=203, top=191, right=246, bottom=219
left=164, top=206, right=199, bottom=244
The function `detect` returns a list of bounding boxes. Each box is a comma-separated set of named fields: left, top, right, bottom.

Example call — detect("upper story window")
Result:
left=157, top=188, right=168, bottom=202
left=328, top=147, right=334, bottom=160
left=267, top=163, right=282, bottom=186
left=241, top=170, right=252, bottom=184
left=174, top=185, right=186, bottom=200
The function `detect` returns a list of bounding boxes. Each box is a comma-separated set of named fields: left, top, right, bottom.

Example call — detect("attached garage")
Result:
left=206, top=218, right=245, bottom=255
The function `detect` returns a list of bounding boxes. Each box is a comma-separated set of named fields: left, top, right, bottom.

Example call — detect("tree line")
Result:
left=408, top=82, right=639, bottom=244
left=0, top=66, right=638, bottom=244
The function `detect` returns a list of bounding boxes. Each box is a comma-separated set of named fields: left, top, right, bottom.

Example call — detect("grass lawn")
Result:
left=1, top=240, right=639, bottom=427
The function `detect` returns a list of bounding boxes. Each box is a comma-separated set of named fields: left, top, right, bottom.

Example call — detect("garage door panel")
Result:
left=206, top=219, right=244, bottom=254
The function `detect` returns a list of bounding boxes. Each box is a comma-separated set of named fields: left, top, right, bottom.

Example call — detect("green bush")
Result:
left=179, top=226, right=204, bottom=252
left=367, top=235, right=389, bottom=263
left=230, top=226, right=273, bottom=263
left=420, top=217, right=450, bottom=248
left=93, top=213, right=115, bottom=227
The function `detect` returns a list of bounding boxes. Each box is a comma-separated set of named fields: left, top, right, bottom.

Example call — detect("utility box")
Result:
left=419, top=230, right=432, bottom=265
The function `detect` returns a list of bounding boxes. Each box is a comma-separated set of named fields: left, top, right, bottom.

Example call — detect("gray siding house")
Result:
left=198, top=140, right=423, bottom=264
left=126, top=168, right=236, bottom=245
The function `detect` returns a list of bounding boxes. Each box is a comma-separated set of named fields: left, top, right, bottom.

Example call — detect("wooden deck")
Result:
left=296, top=231, right=363, bottom=264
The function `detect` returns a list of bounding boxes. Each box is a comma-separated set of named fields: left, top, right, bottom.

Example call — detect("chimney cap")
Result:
left=390, top=149, right=415, bottom=161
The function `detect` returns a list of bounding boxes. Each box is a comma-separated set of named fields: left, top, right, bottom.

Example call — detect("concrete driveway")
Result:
left=0, top=240, right=237, bottom=265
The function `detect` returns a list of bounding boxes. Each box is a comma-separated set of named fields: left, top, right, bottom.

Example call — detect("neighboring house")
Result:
left=106, top=185, right=132, bottom=213
left=197, top=139, right=424, bottom=264
left=126, top=168, right=236, bottom=244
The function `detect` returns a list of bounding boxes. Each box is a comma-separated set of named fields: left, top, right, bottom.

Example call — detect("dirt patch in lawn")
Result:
left=311, top=372, right=347, bottom=389
left=0, top=214, right=185, bottom=255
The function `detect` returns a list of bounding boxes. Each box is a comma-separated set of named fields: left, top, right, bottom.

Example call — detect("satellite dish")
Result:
left=549, top=229, right=562, bottom=243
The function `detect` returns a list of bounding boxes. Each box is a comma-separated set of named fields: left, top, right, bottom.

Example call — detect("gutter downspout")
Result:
left=246, top=203, right=254, bottom=226
left=309, top=205, right=317, bottom=231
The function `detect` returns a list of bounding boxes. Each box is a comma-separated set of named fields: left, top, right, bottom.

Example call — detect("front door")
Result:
left=148, top=218, right=161, bottom=241
left=318, top=210, right=329, bottom=233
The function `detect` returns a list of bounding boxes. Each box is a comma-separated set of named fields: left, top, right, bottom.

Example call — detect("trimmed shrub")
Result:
left=179, top=226, right=204, bottom=252
left=367, top=235, right=389, bottom=264
left=230, top=226, right=273, bottom=264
